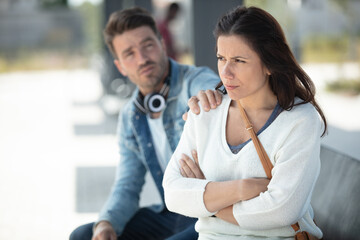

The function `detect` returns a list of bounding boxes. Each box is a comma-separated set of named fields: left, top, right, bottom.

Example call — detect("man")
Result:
left=70, top=7, right=220, bottom=240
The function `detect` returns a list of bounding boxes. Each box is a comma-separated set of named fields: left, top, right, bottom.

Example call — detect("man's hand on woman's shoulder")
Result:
left=183, top=89, right=223, bottom=121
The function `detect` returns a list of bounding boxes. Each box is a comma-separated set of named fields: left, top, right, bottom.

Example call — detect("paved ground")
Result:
left=0, top=63, right=359, bottom=239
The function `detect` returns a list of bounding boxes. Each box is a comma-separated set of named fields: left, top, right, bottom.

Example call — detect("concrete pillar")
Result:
left=192, top=0, right=243, bottom=73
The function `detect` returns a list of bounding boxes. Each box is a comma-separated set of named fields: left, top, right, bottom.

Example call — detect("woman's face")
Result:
left=217, top=35, right=270, bottom=101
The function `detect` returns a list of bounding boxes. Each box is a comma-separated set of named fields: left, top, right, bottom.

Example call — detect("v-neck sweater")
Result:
left=228, top=102, right=283, bottom=154
left=163, top=94, right=323, bottom=239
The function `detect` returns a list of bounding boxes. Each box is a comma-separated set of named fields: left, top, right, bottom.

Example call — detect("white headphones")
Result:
left=134, top=77, right=170, bottom=114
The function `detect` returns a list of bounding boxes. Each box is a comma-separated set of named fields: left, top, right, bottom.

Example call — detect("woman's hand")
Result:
left=179, top=150, right=205, bottom=179
left=215, top=206, right=238, bottom=225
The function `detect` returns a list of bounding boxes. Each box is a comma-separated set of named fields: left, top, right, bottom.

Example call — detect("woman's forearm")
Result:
left=203, top=180, right=242, bottom=212
left=203, top=178, right=270, bottom=213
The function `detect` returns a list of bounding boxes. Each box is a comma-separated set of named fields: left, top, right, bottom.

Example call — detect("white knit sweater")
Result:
left=163, top=94, right=323, bottom=240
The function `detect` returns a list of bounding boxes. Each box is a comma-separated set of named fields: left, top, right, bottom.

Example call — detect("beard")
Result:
left=137, top=55, right=168, bottom=91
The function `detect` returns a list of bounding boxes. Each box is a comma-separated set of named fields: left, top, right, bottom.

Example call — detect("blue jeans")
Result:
left=69, top=207, right=198, bottom=240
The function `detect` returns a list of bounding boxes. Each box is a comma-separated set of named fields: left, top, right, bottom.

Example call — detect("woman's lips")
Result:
left=224, top=84, right=238, bottom=90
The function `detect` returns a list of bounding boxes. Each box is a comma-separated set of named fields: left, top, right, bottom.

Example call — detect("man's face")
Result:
left=113, top=26, right=168, bottom=95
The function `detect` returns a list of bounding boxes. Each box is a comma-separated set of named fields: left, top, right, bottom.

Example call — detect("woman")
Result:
left=162, top=6, right=326, bottom=240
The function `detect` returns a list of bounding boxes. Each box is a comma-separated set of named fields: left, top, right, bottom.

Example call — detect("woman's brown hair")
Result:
left=214, top=6, right=327, bottom=136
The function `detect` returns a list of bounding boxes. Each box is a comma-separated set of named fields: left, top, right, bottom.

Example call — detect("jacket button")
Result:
left=135, top=115, right=139, bottom=120
left=147, top=143, right=152, bottom=148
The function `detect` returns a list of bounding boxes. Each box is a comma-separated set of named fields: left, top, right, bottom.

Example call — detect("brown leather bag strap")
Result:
left=236, top=100, right=300, bottom=234
left=236, top=101, right=273, bottom=179
left=292, top=222, right=300, bottom=232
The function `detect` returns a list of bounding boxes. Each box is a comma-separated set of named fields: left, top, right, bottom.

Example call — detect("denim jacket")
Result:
left=97, top=59, right=219, bottom=235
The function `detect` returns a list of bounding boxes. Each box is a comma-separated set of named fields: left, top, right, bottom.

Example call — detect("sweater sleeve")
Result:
left=163, top=111, right=215, bottom=218
left=233, top=105, right=323, bottom=229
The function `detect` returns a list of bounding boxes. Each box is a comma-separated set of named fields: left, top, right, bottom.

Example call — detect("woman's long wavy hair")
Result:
left=214, top=6, right=327, bottom=136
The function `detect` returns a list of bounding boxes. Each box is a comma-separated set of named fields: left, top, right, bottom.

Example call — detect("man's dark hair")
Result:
left=104, top=7, right=160, bottom=58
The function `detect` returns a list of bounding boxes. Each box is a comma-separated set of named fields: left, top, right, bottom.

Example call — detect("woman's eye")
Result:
left=235, top=59, right=245, bottom=63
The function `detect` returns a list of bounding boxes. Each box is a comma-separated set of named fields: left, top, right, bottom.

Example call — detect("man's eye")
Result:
left=217, top=56, right=225, bottom=61
left=145, top=43, right=154, bottom=49
left=125, top=52, right=134, bottom=58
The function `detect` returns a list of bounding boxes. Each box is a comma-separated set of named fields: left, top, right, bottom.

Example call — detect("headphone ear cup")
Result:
left=144, top=93, right=166, bottom=113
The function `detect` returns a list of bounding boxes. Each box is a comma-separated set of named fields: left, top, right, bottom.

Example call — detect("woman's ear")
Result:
left=264, top=66, right=271, bottom=76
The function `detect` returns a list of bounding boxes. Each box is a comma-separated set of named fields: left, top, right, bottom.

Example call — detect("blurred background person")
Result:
left=157, top=2, right=181, bottom=60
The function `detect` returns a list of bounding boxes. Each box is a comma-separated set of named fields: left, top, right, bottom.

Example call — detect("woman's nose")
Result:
left=220, top=62, right=234, bottom=80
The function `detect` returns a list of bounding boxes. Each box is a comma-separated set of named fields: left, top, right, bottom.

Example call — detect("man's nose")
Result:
left=137, top=49, right=149, bottom=65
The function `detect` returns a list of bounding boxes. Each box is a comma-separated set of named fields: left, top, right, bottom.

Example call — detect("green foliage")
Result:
left=326, top=78, right=360, bottom=96
left=302, top=35, right=359, bottom=63
left=75, top=2, right=104, bottom=55
left=0, top=2, right=103, bottom=72
left=244, top=0, right=267, bottom=8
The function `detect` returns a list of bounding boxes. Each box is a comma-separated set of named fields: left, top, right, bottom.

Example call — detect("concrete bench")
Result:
left=311, top=146, right=360, bottom=239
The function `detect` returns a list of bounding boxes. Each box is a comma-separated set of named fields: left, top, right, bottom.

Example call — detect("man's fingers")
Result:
left=188, top=90, right=223, bottom=116
left=197, top=90, right=210, bottom=111
left=205, top=90, right=218, bottom=109
left=188, top=96, right=200, bottom=114
left=214, top=90, right=223, bottom=106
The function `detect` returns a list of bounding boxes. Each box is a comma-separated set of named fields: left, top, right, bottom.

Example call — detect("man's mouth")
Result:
left=139, top=63, right=155, bottom=75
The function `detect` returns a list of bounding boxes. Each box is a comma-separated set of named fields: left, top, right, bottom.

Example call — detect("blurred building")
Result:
left=0, top=0, right=83, bottom=53
left=267, top=0, right=360, bottom=62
